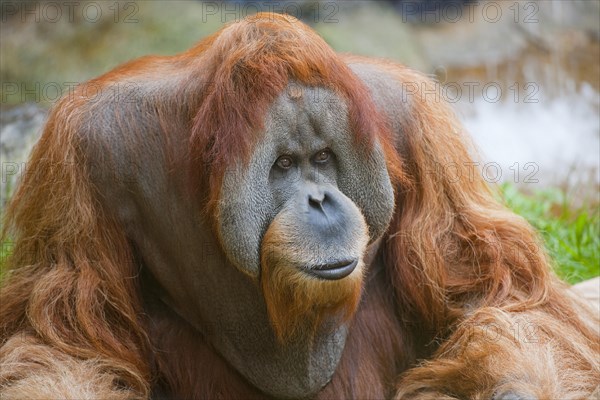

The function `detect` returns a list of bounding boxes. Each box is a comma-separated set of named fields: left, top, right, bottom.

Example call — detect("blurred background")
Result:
left=1, top=0, right=599, bottom=283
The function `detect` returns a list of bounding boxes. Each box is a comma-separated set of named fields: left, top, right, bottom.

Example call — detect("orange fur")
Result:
left=1, top=335, right=139, bottom=400
left=0, top=98, right=151, bottom=397
left=373, top=64, right=600, bottom=398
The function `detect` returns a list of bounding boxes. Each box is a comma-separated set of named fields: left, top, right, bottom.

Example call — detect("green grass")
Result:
left=499, top=183, right=599, bottom=284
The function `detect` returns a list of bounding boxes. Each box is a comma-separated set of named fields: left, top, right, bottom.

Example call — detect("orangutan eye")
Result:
left=314, top=149, right=331, bottom=164
left=276, top=155, right=293, bottom=169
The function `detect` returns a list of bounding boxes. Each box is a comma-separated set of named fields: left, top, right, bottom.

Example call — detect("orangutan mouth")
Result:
left=305, top=259, right=358, bottom=280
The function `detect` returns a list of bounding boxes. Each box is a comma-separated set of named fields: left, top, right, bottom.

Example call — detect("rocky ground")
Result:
left=0, top=104, right=47, bottom=207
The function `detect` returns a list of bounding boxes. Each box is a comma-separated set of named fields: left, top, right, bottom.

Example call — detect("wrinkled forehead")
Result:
left=262, top=84, right=353, bottom=148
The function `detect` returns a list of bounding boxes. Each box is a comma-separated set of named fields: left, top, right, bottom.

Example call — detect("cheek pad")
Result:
left=336, top=140, right=395, bottom=242
left=218, top=142, right=276, bottom=278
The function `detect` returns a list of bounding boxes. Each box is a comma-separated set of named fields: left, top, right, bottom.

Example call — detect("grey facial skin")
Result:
left=218, top=85, right=395, bottom=278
